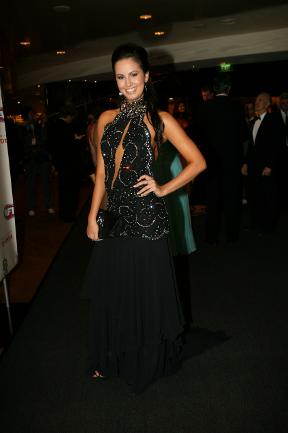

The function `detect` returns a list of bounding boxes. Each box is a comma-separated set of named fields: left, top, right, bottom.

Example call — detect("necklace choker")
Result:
left=120, top=96, right=147, bottom=118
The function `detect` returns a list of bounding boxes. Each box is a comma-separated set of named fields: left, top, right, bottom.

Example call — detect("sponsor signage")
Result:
left=0, top=86, right=18, bottom=281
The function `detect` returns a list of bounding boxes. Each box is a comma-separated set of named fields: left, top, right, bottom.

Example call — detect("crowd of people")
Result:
left=162, top=80, right=288, bottom=244
left=196, top=82, right=287, bottom=242
left=5, top=105, right=98, bottom=222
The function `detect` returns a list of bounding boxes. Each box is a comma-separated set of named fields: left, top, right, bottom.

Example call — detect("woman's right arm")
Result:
left=86, top=112, right=109, bottom=240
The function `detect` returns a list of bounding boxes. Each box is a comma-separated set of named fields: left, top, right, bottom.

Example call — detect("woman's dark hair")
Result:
left=111, top=43, right=163, bottom=147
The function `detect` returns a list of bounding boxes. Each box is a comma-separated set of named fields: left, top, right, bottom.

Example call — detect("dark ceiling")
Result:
left=1, top=0, right=288, bottom=59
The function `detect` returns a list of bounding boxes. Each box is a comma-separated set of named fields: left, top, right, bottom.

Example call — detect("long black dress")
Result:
left=83, top=99, right=184, bottom=392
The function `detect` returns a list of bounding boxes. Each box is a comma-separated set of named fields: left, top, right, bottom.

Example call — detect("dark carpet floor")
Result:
left=0, top=204, right=287, bottom=433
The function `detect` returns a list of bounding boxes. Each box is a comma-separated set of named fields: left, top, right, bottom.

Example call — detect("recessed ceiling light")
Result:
left=154, top=31, right=165, bottom=36
left=139, top=14, right=152, bottom=20
left=19, top=41, right=31, bottom=47
left=53, top=5, right=71, bottom=13
left=56, top=50, right=66, bottom=55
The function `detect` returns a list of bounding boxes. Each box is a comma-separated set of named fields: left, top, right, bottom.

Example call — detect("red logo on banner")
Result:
left=3, top=204, right=15, bottom=220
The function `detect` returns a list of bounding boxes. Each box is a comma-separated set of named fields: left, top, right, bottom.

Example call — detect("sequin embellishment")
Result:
left=101, top=98, right=168, bottom=240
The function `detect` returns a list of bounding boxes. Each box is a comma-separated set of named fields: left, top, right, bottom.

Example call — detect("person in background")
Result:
left=242, top=92, right=285, bottom=232
left=244, top=100, right=255, bottom=127
left=21, top=108, right=54, bottom=216
left=167, top=99, right=176, bottom=116
left=174, top=100, right=191, bottom=133
left=154, top=98, right=198, bottom=328
left=198, top=74, right=248, bottom=244
left=190, top=85, right=215, bottom=216
left=200, top=85, right=214, bottom=102
left=276, top=92, right=288, bottom=210
left=51, top=105, right=81, bottom=223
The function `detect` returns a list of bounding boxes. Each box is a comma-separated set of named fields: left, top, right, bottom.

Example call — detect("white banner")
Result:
left=0, top=83, right=18, bottom=282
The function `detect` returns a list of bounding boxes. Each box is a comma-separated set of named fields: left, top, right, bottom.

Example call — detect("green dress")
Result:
left=154, top=140, right=196, bottom=255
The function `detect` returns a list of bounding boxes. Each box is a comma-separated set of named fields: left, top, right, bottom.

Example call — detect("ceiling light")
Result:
left=19, top=41, right=31, bottom=47
left=56, top=50, right=66, bottom=55
left=53, top=5, right=71, bottom=13
left=139, top=14, right=152, bottom=20
left=154, top=31, right=165, bottom=36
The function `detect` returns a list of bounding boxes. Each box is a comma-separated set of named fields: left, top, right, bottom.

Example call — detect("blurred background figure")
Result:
left=174, top=100, right=192, bottom=134
left=200, top=84, right=214, bottom=102
left=153, top=98, right=197, bottom=329
left=244, top=100, right=255, bottom=127
left=50, top=105, right=81, bottom=223
left=20, top=107, right=54, bottom=216
left=276, top=92, right=288, bottom=211
left=242, top=92, right=285, bottom=233
left=190, top=85, right=215, bottom=217
left=241, top=99, right=256, bottom=205
left=198, top=74, right=248, bottom=244
left=167, top=99, right=176, bottom=116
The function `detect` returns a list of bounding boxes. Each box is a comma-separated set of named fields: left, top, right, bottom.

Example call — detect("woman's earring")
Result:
left=119, top=91, right=122, bottom=96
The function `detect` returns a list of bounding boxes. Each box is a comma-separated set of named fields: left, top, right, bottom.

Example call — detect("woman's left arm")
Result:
left=135, top=112, right=206, bottom=197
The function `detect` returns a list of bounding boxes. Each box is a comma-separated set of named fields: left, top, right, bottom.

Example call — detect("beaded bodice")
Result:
left=101, top=100, right=168, bottom=240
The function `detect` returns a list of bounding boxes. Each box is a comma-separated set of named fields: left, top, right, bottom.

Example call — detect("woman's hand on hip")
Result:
left=134, top=175, right=164, bottom=197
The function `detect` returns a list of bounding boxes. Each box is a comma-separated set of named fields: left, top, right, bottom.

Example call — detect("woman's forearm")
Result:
left=161, top=159, right=206, bottom=197
left=88, top=172, right=105, bottom=221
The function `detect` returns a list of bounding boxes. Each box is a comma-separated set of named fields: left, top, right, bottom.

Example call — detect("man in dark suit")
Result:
left=50, top=105, right=82, bottom=223
left=197, top=74, right=248, bottom=244
left=276, top=92, right=288, bottom=210
left=242, top=92, right=285, bottom=232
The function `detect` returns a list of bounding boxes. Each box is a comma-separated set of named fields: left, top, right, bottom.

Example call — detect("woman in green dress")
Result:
left=154, top=139, right=196, bottom=255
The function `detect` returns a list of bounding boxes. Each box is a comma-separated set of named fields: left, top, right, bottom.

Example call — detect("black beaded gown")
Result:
left=83, top=99, right=184, bottom=392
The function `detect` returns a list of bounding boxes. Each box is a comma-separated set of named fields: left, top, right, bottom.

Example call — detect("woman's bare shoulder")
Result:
left=158, top=111, right=180, bottom=131
left=158, top=110, right=175, bottom=124
left=98, top=109, right=119, bottom=127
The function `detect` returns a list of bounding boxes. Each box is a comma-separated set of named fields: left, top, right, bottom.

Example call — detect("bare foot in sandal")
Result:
left=92, top=370, right=106, bottom=379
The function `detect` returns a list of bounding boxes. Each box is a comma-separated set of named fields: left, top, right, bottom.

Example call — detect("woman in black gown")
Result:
left=84, top=43, right=206, bottom=393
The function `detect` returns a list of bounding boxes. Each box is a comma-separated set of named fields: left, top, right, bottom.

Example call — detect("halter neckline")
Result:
left=120, top=96, right=147, bottom=119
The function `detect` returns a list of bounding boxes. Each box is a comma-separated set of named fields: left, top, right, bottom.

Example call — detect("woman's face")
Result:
left=114, top=57, right=149, bottom=102
left=178, top=102, right=185, bottom=113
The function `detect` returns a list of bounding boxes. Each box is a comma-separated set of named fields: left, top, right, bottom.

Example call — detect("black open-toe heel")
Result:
left=92, top=370, right=107, bottom=382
